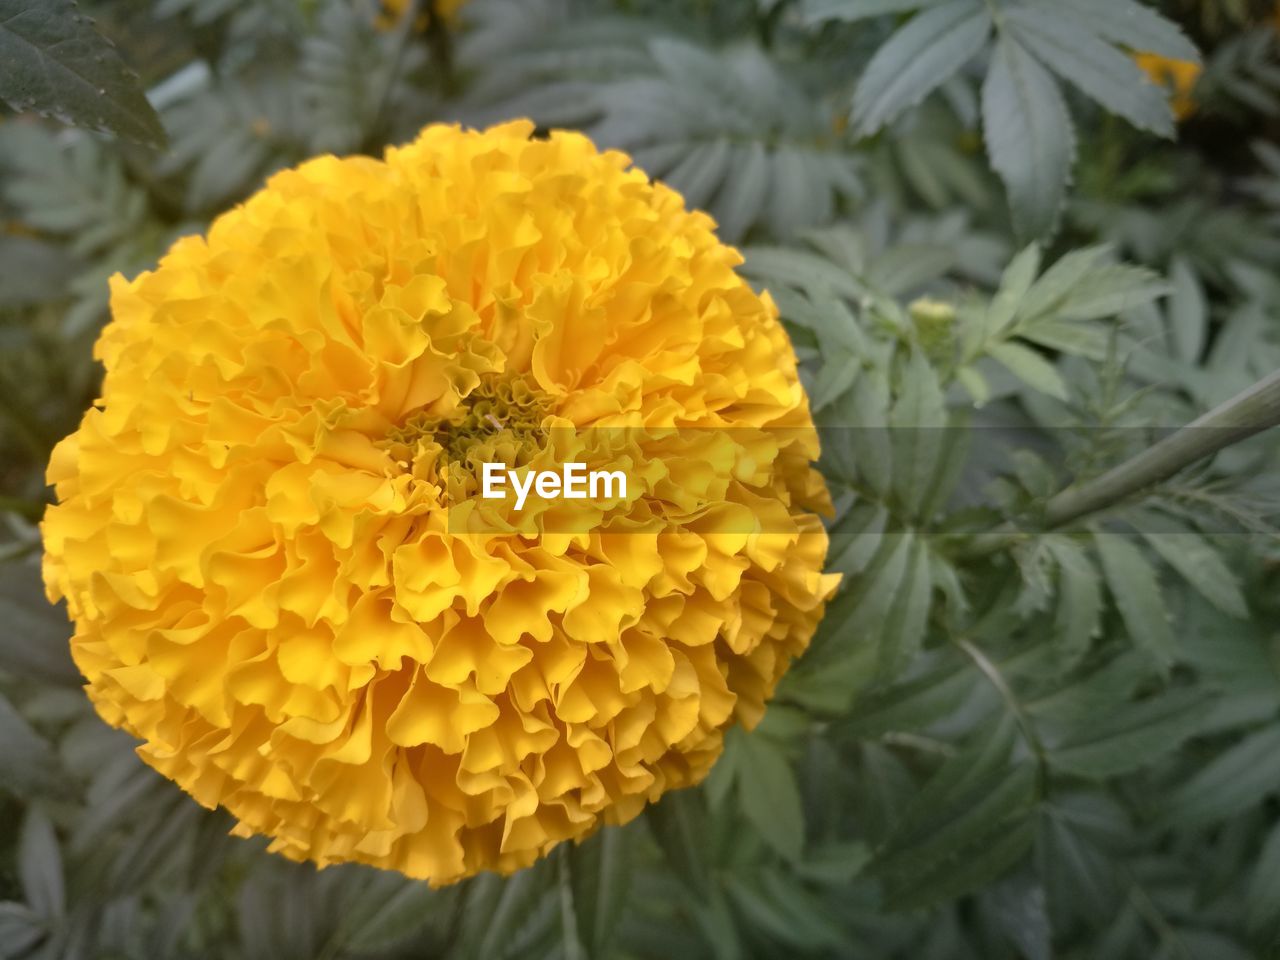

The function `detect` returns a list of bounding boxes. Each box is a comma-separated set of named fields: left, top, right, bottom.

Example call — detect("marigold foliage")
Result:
left=39, top=120, right=837, bottom=883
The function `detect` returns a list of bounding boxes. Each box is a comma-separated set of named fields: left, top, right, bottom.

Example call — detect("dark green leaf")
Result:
left=0, top=0, right=166, bottom=145
left=19, top=808, right=64, bottom=920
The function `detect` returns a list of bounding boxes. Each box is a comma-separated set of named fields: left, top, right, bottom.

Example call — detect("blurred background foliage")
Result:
left=2, top=0, right=1280, bottom=957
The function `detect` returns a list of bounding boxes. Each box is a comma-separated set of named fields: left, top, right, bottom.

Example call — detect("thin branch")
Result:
left=1044, top=367, right=1280, bottom=529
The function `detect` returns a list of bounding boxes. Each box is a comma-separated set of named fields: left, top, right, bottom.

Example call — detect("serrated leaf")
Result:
left=891, top=348, right=947, bottom=517
left=340, top=877, right=448, bottom=955
left=983, top=35, right=1076, bottom=239
left=988, top=341, right=1069, bottom=399
left=1093, top=533, right=1177, bottom=671
left=0, top=563, right=79, bottom=686
left=19, top=808, right=64, bottom=920
left=1046, top=687, right=1213, bottom=778
left=1246, top=820, right=1280, bottom=941
left=564, top=828, right=632, bottom=960
left=852, top=1, right=992, bottom=136
left=645, top=790, right=712, bottom=896
left=874, top=721, right=1037, bottom=909
left=1016, top=245, right=1110, bottom=323
left=1046, top=538, right=1102, bottom=665
left=1005, top=6, right=1175, bottom=137
left=986, top=244, right=1042, bottom=337
left=800, top=0, right=944, bottom=24
left=1158, top=724, right=1280, bottom=828
left=981, top=876, right=1051, bottom=960
left=736, top=731, right=806, bottom=861
left=1167, top=256, right=1207, bottom=363
left=1021, top=0, right=1199, bottom=64
left=1054, top=264, right=1169, bottom=320
left=879, top=536, right=934, bottom=676
left=839, top=650, right=977, bottom=737
left=1035, top=793, right=1129, bottom=929
left=1136, top=519, right=1247, bottom=619
left=713, top=142, right=770, bottom=243
left=0, top=0, right=165, bottom=145
left=725, top=869, right=847, bottom=949
left=0, top=692, right=63, bottom=798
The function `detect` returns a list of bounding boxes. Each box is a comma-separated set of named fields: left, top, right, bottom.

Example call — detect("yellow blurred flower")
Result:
left=42, top=120, right=837, bottom=883
left=1134, top=52, right=1203, bottom=121
left=376, top=0, right=467, bottom=30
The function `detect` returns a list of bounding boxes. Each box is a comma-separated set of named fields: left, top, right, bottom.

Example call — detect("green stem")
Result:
left=1044, top=367, right=1280, bottom=529
left=964, top=367, right=1280, bottom=555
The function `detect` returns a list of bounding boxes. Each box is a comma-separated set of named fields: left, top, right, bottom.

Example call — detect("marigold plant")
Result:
left=39, top=120, right=837, bottom=883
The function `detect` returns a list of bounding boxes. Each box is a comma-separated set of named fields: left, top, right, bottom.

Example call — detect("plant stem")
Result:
left=1044, top=367, right=1280, bottom=529
left=964, top=367, right=1280, bottom=555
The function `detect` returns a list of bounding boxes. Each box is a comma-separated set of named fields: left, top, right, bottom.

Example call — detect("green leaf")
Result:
left=1045, top=538, right=1102, bottom=665
left=0, top=692, right=63, bottom=798
left=714, top=142, right=770, bottom=243
left=735, top=730, right=806, bottom=861
left=826, top=502, right=889, bottom=576
left=988, top=341, right=1069, bottom=399
left=0, top=562, right=80, bottom=686
left=834, top=532, right=913, bottom=650
left=1158, top=724, right=1280, bottom=828
left=1035, top=793, right=1130, bottom=929
left=0, top=0, right=166, bottom=145
left=839, top=649, right=978, bottom=737
left=800, top=0, right=943, bottom=24
left=1093, top=533, right=1177, bottom=672
left=1016, top=245, right=1110, bottom=324
left=852, top=1, right=992, bottom=136
left=1053, top=264, right=1169, bottom=321
left=985, top=243, right=1042, bottom=338
left=19, top=808, right=64, bottom=920
left=645, top=791, right=712, bottom=896
left=890, top=347, right=947, bottom=518
left=1021, top=0, right=1199, bottom=64
left=980, top=876, right=1051, bottom=960
left=1046, top=687, right=1213, bottom=778
left=1246, top=820, right=1280, bottom=942
left=725, top=869, right=847, bottom=949
left=1004, top=6, right=1175, bottom=137
left=0, top=235, right=79, bottom=308
left=1167, top=256, right=1207, bottom=363
left=1137, top=518, right=1247, bottom=619
left=983, top=35, right=1075, bottom=238
left=879, top=536, right=934, bottom=677
left=340, top=877, right=450, bottom=955
left=564, top=828, right=632, bottom=960
left=0, top=902, right=45, bottom=956
left=873, top=720, right=1038, bottom=909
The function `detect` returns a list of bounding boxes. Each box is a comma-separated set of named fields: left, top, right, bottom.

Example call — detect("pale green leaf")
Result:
left=1005, top=6, right=1175, bottom=136
left=983, top=36, right=1075, bottom=238
left=853, top=1, right=992, bottom=136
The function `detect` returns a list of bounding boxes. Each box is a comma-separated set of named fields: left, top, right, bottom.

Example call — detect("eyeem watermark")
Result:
left=481, top=462, right=628, bottom=511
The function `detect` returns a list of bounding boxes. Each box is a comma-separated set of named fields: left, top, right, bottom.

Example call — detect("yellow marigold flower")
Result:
left=1134, top=52, right=1202, bottom=121
left=376, top=0, right=467, bottom=30
left=42, top=120, right=838, bottom=883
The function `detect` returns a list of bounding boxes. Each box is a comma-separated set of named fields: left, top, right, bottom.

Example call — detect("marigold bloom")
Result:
left=42, top=120, right=837, bottom=883
left=1134, top=52, right=1202, bottom=121
left=377, top=0, right=466, bottom=29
